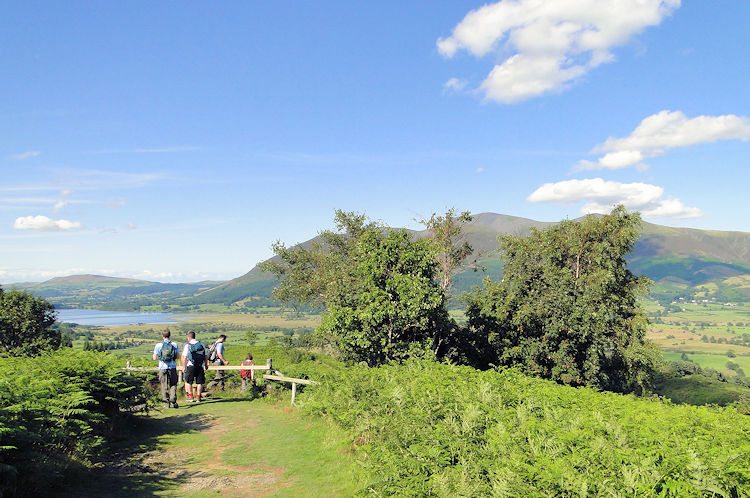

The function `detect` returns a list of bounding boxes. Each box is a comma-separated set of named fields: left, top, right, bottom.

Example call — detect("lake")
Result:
left=56, top=309, right=181, bottom=326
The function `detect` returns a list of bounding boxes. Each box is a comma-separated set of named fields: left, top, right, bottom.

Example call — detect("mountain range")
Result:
left=7, top=213, right=750, bottom=310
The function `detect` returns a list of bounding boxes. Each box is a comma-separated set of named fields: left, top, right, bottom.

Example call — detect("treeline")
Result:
left=82, top=339, right=139, bottom=351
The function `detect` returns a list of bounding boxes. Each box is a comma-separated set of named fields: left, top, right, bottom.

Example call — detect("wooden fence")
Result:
left=124, top=358, right=318, bottom=405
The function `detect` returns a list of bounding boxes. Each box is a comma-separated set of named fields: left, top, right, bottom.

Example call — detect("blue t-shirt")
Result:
left=154, top=340, right=179, bottom=369
left=215, top=342, right=225, bottom=364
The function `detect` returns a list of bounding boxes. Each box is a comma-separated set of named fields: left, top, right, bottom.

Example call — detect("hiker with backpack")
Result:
left=152, top=329, right=179, bottom=409
left=206, top=334, right=229, bottom=391
left=181, top=330, right=209, bottom=402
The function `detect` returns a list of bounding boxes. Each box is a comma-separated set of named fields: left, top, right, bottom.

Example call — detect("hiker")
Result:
left=240, top=353, right=255, bottom=392
left=181, top=330, right=209, bottom=402
left=152, top=329, right=179, bottom=408
left=206, top=334, right=229, bottom=391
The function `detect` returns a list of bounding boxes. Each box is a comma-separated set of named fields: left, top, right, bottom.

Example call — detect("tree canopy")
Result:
left=0, top=288, right=60, bottom=356
left=464, top=206, right=658, bottom=393
left=262, top=210, right=451, bottom=366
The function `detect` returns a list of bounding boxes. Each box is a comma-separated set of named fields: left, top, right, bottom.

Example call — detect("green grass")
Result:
left=655, top=375, right=749, bottom=406
left=54, top=399, right=360, bottom=497
left=663, top=351, right=750, bottom=373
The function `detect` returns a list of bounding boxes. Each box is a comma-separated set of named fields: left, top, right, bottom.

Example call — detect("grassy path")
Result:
left=59, top=398, right=360, bottom=497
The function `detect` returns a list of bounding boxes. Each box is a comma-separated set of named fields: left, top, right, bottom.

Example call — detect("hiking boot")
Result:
left=196, top=396, right=202, bottom=402
left=171, top=402, right=179, bottom=409
left=163, top=402, right=170, bottom=409
left=186, top=393, right=194, bottom=403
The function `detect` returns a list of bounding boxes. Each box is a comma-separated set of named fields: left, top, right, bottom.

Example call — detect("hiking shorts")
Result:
left=184, top=365, right=205, bottom=385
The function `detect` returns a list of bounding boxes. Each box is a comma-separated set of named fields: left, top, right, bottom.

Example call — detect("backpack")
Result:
left=208, top=341, right=219, bottom=362
left=188, top=341, right=206, bottom=366
left=158, top=340, right=177, bottom=363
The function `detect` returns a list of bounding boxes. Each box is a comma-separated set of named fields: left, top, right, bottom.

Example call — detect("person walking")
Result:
left=181, top=330, right=209, bottom=403
left=152, top=329, right=179, bottom=409
left=240, top=353, right=255, bottom=393
left=206, top=334, right=229, bottom=391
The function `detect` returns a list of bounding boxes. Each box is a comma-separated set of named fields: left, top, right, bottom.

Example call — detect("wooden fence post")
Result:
left=291, top=382, right=297, bottom=405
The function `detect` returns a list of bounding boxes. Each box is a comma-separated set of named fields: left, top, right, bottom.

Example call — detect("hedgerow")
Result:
left=0, top=349, right=151, bottom=496
left=300, top=360, right=750, bottom=497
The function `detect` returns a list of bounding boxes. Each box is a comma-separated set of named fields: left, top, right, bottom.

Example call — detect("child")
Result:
left=240, top=353, right=255, bottom=393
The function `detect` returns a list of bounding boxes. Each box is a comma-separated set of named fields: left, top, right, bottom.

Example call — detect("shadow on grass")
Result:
left=654, top=374, right=749, bottom=406
left=49, top=411, right=216, bottom=498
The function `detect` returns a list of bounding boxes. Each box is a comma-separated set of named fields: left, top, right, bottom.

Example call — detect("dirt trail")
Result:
left=112, top=408, right=292, bottom=497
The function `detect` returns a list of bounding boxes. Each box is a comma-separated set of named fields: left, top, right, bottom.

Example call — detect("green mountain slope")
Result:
left=7, top=214, right=750, bottom=308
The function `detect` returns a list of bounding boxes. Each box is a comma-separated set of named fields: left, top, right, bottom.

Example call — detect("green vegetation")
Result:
left=0, top=287, right=60, bottom=355
left=462, top=207, right=658, bottom=393
left=301, top=360, right=750, bottom=497
left=263, top=210, right=453, bottom=366
left=0, top=349, right=151, bottom=496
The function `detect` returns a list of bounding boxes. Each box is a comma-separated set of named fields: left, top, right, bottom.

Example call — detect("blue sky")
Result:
left=2, top=1, right=749, bottom=283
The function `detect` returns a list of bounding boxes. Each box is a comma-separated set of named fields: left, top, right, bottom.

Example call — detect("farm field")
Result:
left=646, top=302, right=750, bottom=376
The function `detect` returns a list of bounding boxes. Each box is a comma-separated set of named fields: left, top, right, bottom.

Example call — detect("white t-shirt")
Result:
left=182, top=339, right=203, bottom=367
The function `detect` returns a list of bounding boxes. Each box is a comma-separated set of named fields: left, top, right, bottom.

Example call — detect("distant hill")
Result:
left=7, top=214, right=750, bottom=310
left=7, top=274, right=225, bottom=311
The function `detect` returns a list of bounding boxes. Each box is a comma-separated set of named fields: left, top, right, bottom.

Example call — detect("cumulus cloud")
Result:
left=13, top=215, right=82, bottom=231
left=527, top=178, right=703, bottom=219
left=581, top=110, right=750, bottom=170
left=9, top=151, right=40, bottom=160
left=438, top=0, right=680, bottom=103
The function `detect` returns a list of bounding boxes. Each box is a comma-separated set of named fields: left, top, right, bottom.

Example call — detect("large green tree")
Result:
left=262, top=211, right=451, bottom=366
left=0, top=288, right=60, bottom=356
left=464, top=206, right=659, bottom=393
left=320, top=228, right=449, bottom=366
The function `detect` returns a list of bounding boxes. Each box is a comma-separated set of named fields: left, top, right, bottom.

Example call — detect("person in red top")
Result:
left=240, top=353, right=255, bottom=393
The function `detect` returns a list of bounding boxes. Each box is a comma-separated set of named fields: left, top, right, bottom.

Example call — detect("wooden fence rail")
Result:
left=124, top=358, right=318, bottom=405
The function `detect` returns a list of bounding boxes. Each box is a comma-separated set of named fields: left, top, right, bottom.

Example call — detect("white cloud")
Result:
left=438, top=0, right=680, bottom=103
left=476, top=167, right=485, bottom=174
left=8, top=151, right=40, bottom=160
left=443, top=77, right=468, bottom=93
left=52, top=200, right=68, bottom=212
left=13, top=215, right=82, bottom=231
left=584, top=110, right=750, bottom=169
left=527, top=178, right=703, bottom=219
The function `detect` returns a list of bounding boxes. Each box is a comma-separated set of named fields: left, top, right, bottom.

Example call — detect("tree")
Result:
left=320, top=229, right=450, bottom=366
left=416, top=208, right=475, bottom=292
left=245, top=329, right=258, bottom=345
left=260, top=209, right=379, bottom=309
left=0, top=288, right=60, bottom=356
left=464, top=206, right=659, bottom=394
left=262, top=211, right=451, bottom=366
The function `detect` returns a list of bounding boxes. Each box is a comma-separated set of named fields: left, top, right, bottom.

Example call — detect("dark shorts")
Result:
left=185, top=365, right=205, bottom=385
